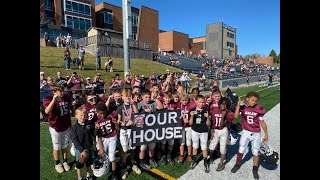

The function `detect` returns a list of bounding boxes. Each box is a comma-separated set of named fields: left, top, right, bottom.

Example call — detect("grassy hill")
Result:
left=40, top=46, right=184, bottom=92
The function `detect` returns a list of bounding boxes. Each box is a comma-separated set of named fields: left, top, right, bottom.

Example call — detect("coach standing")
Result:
left=43, top=86, right=74, bottom=173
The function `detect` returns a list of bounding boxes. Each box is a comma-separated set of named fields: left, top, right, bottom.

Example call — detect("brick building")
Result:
left=40, top=0, right=96, bottom=41
left=158, top=30, right=202, bottom=55
left=256, top=57, right=274, bottom=65
left=95, top=2, right=159, bottom=52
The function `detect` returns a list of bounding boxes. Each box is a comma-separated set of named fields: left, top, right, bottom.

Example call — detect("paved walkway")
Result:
left=178, top=103, right=280, bottom=180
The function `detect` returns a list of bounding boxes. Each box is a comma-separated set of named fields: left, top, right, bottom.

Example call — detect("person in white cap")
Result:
left=180, top=72, right=191, bottom=94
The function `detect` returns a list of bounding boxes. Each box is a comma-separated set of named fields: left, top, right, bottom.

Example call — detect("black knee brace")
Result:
left=76, top=161, right=84, bottom=169
left=85, top=157, right=93, bottom=167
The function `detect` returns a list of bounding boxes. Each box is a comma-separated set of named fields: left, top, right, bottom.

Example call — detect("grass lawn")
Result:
left=40, top=46, right=280, bottom=180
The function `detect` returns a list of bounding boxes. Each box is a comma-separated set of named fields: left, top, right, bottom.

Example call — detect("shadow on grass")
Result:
left=40, top=65, right=64, bottom=68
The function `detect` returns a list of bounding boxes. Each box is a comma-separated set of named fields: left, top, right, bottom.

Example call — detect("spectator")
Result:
left=47, top=77, right=54, bottom=86
left=114, top=74, right=123, bottom=87
left=93, top=73, right=105, bottom=95
left=56, top=36, right=60, bottom=48
left=55, top=71, right=67, bottom=87
left=40, top=79, right=52, bottom=121
left=267, top=73, right=273, bottom=86
left=78, top=45, right=86, bottom=70
left=44, top=32, right=49, bottom=46
left=67, top=72, right=84, bottom=97
left=131, top=74, right=141, bottom=87
left=84, top=77, right=94, bottom=95
left=95, top=48, right=102, bottom=71
left=180, top=72, right=191, bottom=94
left=64, top=47, right=71, bottom=71
left=124, top=74, right=132, bottom=89
left=40, top=71, right=47, bottom=84
left=66, top=33, right=72, bottom=47
left=105, top=56, right=113, bottom=72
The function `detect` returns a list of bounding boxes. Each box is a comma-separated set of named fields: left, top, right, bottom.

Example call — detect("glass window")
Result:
left=132, top=12, right=138, bottom=26
left=132, top=32, right=137, bottom=40
left=229, top=50, right=232, bottom=56
left=85, top=19, right=91, bottom=30
left=227, top=42, right=234, bottom=48
left=72, top=2, right=78, bottom=13
left=66, top=16, right=73, bottom=28
left=44, top=0, right=53, bottom=11
left=103, top=11, right=113, bottom=24
left=79, top=4, right=84, bottom=14
left=73, top=17, right=80, bottom=29
left=85, top=5, right=91, bottom=15
left=65, top=0, right=72, bottom=11
left=227, top=32, right=235, bottom=39
left=79, top=18, right=86, bottom=30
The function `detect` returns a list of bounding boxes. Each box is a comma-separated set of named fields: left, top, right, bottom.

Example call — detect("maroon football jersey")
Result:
left=240, top=104, right=266, bottom=132
left=210, top=109, right=235, bottom=130
left=178, top=103, right=194, bottom=128
left=166, top=101, right=180, bottom=110
left=70, top=77, right=82, bottom=93
left=96, top=114, right=117, bottom=138
left=43, top=95, right=72, bottom=132
left=81, top=103, right=97, bottom=123
left=189, top=98, right=197, bottom=109
left=209, top=100, right=219, bottom=111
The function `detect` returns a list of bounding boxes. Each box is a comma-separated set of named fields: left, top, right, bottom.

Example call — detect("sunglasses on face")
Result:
left=88, top=97, right=97, bottom=102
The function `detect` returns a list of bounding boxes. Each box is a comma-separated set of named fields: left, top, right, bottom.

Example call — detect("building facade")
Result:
left=95, top=2, right=159, bottom=52
left=192, top=36, right=207, bottom=54
left=206, top=22, right=237, bottom=60
left=158, top=30, right=202, bottom=55
left=40, top=0, right=96, bottom=42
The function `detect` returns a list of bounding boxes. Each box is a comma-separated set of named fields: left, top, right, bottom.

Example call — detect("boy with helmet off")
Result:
left=208, top=97, right=235, bottom=171
left=71, top=107, right=95, bottom=180
left=231, top=91, right=268, bottom=180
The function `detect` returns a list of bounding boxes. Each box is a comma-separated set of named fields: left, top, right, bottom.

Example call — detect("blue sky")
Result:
left=95, top=0, right=280, bottom=56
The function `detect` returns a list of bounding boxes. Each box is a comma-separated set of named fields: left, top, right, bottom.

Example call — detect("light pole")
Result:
left=122, top=0, right=132, bottom=78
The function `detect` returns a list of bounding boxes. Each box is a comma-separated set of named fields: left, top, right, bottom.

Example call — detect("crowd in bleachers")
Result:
left=156, top=51, right=280, bottom=81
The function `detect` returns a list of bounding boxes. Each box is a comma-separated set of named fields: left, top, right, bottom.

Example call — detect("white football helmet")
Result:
left=227, top=131, right=238, bottom=145
left=91, top=154, right=110, bottom=177
left=259, top=142, right=279, bottom=164
left=70, top=143, right=76, bottom=157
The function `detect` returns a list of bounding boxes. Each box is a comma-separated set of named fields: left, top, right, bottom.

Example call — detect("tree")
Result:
left=269, top=49, right=278, bottom=63
left=250, top=53, right=261, bottom=60
left=277, top=53, right=280, bottom=63
left=244, top=55, right=250, bottom=60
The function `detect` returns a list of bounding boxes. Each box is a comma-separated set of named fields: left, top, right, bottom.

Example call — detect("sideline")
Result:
left=150, top=168, right=177, bottom=180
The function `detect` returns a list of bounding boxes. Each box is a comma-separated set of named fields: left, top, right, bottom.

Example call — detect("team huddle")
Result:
left=43, top=84, right=270, bottom=180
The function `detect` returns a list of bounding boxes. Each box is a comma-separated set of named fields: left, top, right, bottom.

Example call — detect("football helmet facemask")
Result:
left=91, top=153, right=110, bottom=177
left=227, top=131, right=238, bottom=145
left=259, top=142, right=279, bottom=164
